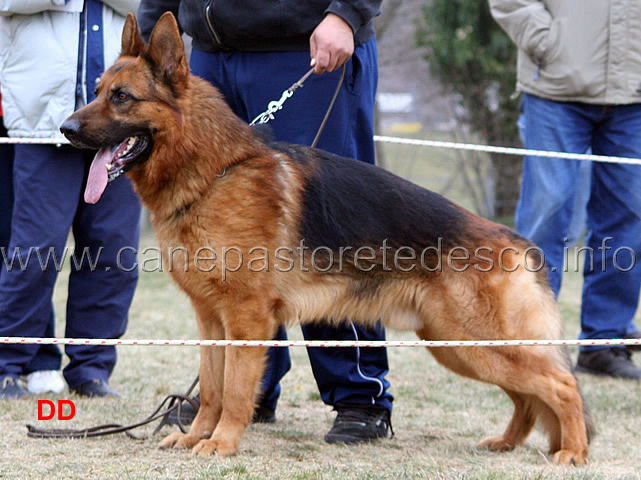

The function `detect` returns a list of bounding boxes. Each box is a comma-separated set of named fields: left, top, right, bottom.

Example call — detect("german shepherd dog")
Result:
left=61, top=13, right=593, bottom=464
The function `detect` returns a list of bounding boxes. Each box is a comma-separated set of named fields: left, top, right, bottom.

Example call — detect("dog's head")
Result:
left=60, top=12, right=189, bottom=203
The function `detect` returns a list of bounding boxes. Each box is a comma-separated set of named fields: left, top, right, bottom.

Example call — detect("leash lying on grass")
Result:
left=26, top=376, right=199, bottom=440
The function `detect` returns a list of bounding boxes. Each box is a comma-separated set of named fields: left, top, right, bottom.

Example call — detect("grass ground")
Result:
left=2, top=138, right=641, bottom=479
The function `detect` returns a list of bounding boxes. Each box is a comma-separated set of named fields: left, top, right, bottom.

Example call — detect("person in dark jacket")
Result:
left=138, top=0, right=393, bottom=444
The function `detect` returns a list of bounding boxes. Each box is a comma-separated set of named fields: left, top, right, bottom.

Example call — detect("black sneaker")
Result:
left=252, top=404, right=276, bottom=423
left=325, top=402, right=392, bottom=444
left=71, top=379, right=120, bottom=398
left=576, top=348, right=641, bottom=379
left=166, top=394, right=276, bottom=425
left=167, top=394, right=199, bottom=425
left=0, top=376, right=29, bottom=399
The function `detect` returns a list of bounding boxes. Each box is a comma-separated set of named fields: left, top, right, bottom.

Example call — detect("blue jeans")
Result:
left=189, top=39, right=393, bottom=413
left=516, top=93, right=641, bottom=349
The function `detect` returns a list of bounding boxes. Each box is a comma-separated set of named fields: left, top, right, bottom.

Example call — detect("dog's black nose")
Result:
left=60, top=118, right=81, bottom=140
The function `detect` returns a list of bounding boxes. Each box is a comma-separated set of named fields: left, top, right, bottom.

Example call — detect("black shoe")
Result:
left=576, top=348, right=641, bottom=379
left=252, top=404, right=276, bottom=423
left=625, top=331, right=641, bottom=352
left=71, top=379, right=120, bottom=398
left=325, top=402, right=392, bottom=444
left=0, top=376, right=29, bottom=399
left=166, top=393, right=276, bottom=425
left=167, top=394, right=200, bottom=425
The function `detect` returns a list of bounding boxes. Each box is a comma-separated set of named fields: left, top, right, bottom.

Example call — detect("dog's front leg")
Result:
left=192, top=344, right=268, bottom=457
left=159, top=307, right=225, bottom=450
left=191, top=307, right=274, bottom=457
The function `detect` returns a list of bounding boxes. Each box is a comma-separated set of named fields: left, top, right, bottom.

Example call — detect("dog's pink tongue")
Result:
left=85, top=147, right=111, bottom=204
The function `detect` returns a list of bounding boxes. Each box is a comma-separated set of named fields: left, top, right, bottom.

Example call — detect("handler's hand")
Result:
left=309, top=13, right=355, bottom=74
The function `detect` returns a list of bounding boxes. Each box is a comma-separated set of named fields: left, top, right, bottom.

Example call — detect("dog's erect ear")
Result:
left=121, top=13, right=145, bottom=57
left=145, top=12, right=189, bottom=90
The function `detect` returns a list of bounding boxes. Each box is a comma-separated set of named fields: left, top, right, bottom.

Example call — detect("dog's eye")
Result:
left=114, top=91, right=130, bottom=103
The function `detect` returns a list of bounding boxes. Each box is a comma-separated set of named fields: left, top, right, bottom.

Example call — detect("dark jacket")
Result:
left=138, top=0, right=381, bottom=53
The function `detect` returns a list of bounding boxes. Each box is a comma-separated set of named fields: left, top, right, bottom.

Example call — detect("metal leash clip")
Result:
left=250, top=67, right=315, bottom=126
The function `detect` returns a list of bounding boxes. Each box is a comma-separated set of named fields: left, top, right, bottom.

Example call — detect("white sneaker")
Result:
left=25, top=370, right=65, bottom=394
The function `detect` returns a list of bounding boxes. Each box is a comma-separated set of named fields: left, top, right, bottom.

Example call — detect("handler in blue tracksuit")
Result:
left=138, top=0, right=393, bottom=443
left=0, top=0, right=141, bottom=399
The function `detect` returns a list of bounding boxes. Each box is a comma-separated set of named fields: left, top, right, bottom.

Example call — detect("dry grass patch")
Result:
left=3, top=225, right=641, bottom=479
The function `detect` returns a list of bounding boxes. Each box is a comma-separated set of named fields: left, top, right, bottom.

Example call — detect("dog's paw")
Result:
left=477, top=435, right=516, bottom=452
left=158, top=432, right=200, bottom=450
left=192, top=438, right=238, bottom=457
left=552, top=449, right=587, bottom=466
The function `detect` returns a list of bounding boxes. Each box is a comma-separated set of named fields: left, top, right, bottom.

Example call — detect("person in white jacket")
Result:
left=490, top=0, right=641, bottom=379
left=0, top=0, right=142, bottom=399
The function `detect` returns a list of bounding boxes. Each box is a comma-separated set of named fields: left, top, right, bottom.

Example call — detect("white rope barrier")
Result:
left=4, top=135, right=641, bottom=165
left=373, top=135, right=641, bottom=166
left=2, top=337, right=640, bottom=348
left=2, top=135, right=639, bottom=349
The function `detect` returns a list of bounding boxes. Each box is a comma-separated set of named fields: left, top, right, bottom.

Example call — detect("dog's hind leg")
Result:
left=478, top=389, right=565, bottom=458
left=160, top=304, right=226, bottom=450
left=503, top=365, right=586, bottom=464
left=522, top=367, right=588, bottom=465
left=477, top=389, right=537, bottom=452
left=423, top=340, right=588, bottom=465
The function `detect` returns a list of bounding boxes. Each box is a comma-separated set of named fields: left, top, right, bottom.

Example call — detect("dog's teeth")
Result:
left=106, top=163, right=113, bottom=170
left=120, top=137, right=136, bottom=156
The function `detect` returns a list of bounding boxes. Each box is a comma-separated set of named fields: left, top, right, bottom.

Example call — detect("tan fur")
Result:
left=62, top=13, right=593, bottom=465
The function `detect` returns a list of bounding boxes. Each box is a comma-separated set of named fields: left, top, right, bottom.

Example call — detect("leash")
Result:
left=26, top=376, right=199, bottom=440
left=250, top=64, right=346, bottom=148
